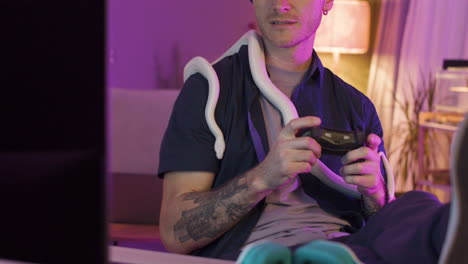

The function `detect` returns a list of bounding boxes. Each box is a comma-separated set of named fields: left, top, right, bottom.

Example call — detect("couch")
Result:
left=109, top=88, right=180, bottom=251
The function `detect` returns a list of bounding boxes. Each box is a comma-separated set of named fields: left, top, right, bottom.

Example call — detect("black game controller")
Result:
left=299, top=127, right=365, bottom=155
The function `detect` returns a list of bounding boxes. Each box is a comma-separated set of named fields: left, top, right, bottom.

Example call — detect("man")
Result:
left=158, top=0, right=466, bottom=262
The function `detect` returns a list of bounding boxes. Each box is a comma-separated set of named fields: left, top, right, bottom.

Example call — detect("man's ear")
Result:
left=324, top=0, right=334, bottom=13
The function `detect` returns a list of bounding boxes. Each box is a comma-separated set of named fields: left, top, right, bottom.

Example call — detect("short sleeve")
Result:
left=157, top=73, right=220, bottom=178
left=362, top=97, right=389, bottom=187
left=363, top=97, right=385, bottom=154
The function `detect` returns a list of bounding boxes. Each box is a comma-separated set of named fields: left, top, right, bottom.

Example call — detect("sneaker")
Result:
left=293, top=240, right=362, bottom=264
left=439, top=114, right=468, bottom=264
left=236, top=240, right=291, bottom=264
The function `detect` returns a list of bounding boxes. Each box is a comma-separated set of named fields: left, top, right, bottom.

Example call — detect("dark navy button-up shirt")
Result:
left=158, top=45, right=386, bottom=259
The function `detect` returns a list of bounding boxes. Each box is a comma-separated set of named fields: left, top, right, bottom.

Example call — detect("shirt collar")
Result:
left=299, top=49, right=325, bottom=87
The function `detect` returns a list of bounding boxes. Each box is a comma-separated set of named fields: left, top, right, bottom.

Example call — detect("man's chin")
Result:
left=261, top=34, right=293, bottom=47
left=267, top=38, right=300, bottom=49
left=263, top=31, right=315, bottom=50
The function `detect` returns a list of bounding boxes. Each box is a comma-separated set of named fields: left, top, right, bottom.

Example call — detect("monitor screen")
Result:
left=0, top=1, right=107, bottom=263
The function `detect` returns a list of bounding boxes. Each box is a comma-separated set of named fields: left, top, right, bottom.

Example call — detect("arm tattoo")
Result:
left=173, top=175, right=253, bottom=243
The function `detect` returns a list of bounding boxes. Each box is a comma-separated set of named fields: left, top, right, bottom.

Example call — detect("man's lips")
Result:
left=270, top=20, right=296, bottom=25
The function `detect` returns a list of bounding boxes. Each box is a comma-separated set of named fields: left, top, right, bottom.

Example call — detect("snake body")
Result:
left=183, top=30, right=395, bottom=200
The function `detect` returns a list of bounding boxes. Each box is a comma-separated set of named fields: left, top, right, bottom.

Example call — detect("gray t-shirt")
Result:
left=244, top=182, right=350, bottom=247
left=244, top=65, right=350, bottom=247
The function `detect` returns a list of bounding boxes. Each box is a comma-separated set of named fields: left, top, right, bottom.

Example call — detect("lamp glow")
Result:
left=315, top=0, right=371, bottom=67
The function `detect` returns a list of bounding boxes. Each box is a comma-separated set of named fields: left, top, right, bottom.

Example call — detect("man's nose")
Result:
left=273, top=0, right=291, bottom=13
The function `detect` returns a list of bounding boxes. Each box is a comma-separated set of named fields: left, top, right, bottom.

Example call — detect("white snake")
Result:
left=183, top=30, right=395, bottom=200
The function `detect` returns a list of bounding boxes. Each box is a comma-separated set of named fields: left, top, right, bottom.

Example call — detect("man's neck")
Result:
left=263, top=35, right=315, bottom=73
left=263, top=36, right=315, bottom=93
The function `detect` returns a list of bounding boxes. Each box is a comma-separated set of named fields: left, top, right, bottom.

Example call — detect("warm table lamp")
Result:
left=315, top=0, right=371, bottom=70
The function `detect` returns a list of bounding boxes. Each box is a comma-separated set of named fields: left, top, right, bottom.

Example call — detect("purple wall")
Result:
left=108, top=0, right=255, bottom=90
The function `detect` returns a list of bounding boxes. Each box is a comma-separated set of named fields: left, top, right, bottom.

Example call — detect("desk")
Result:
left=110, top=246, right=235, bottom=264
left=0, top=247, right=234, bottom=264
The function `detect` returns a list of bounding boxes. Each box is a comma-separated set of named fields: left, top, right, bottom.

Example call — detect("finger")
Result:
left=279, top=116, right=321, bottom=140
left=288, top=149, right=318, bottom=164
left=340, top=161, right=380, bottom=176
left=366, top=134, right=381, bottom=152
left=278, top=149, right=318, bottom=165
left=341, top=146, right=379, bottom=165
left=285, top=137, right=321, bottom=158
left=287, top=161, right=313, bottom=176
left=344, top=174, right=380, bottom=189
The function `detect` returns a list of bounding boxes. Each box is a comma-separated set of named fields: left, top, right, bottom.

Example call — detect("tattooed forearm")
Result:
left=173, top=175, right=254, bottom=243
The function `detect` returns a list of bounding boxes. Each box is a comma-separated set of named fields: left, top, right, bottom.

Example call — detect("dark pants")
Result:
left=343, top=190, right=448, bottom=264
left=221, top=191, right=449, bottom=264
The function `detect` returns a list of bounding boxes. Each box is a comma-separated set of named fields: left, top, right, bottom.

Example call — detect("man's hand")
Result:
left=249, top=116, right=322, bottom=193
left=340, top=134, right=386, bottom=209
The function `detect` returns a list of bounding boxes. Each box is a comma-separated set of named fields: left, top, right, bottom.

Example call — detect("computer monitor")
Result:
left=0, top=1, right=107, bottom=263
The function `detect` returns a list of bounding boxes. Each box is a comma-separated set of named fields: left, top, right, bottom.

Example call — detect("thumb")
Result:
left=279, top=116, right=321, bottom=140
left=366, top=134, right=381, bottom=152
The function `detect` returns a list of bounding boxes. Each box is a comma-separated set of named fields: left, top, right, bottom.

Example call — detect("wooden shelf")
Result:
left=417, top=112, right=465, bottom=202
left=419, top=112, right=465, bottom=131
left=419, top=121, right=459, bottom=132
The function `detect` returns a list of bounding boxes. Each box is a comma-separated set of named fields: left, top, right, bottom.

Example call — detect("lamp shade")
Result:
left=315, top=0, right=371, bottom=54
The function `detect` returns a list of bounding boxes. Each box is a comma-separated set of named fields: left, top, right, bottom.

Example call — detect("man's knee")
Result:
left=394, top=190, right=442, bottom=205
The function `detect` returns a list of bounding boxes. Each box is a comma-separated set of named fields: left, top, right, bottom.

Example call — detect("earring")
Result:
left=323, top=10, right=328, bottom=15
